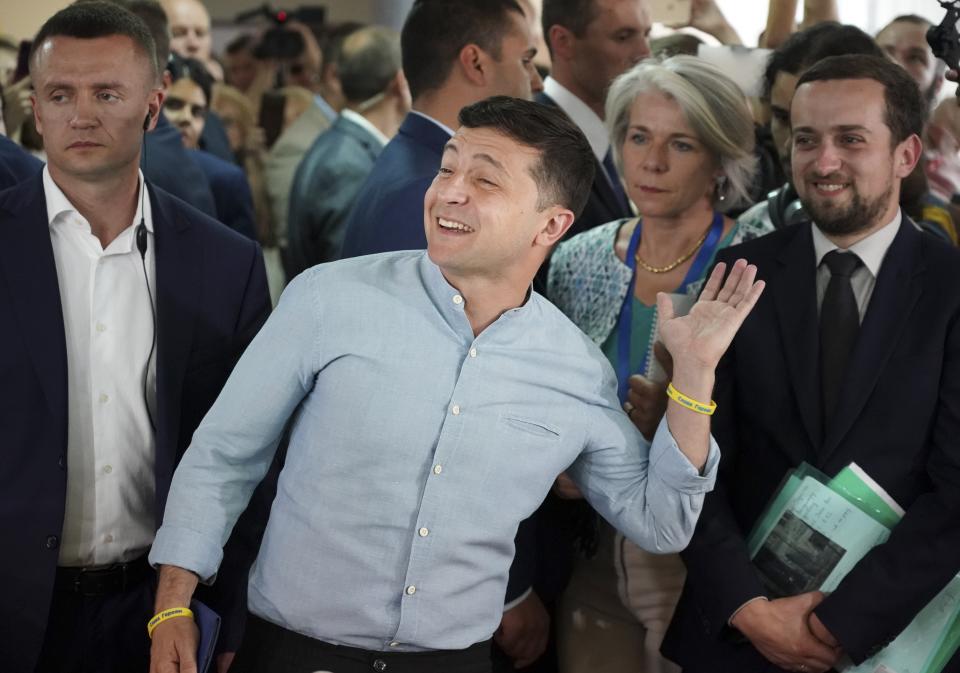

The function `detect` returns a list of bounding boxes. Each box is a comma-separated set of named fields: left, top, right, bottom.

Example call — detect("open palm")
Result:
left=658, top=259, right=765, bottom=370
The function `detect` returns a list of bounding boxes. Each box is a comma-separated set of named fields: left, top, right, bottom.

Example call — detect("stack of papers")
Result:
left=746, top=463, right=960, bottom=673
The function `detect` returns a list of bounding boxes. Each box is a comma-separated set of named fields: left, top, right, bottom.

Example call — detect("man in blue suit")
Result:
left=0, top=5, right=271, bottom=672
left=0, top=132, right=43, bottom=190
left=287, top=26, right=409, bottom=275
left=339, top=0, right=543, bottom=259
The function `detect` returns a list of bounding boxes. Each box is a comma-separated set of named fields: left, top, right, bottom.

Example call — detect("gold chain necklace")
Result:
left=634, top=227, right=710, bottom=274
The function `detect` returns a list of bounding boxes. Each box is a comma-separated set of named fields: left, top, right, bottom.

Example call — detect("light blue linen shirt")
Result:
left=149, top=250, right=719, bottom=652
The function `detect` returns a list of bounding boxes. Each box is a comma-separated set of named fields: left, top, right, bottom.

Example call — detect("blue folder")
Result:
left=191, top=599, right=221, bottom=673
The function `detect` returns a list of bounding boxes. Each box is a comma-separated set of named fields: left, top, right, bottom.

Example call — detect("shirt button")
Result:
left=104, top=534, right=114, bottom=543
left=96, top=322, right=106, bottom=333
left=452, top=294, right=463, bottom=305
left=469, top=348, right=477, bottom=358
left=99, top=393, right=109, bottom=404
left=45, top=535, right=59, bottom=550
left=418, top=527, right=429, bottom=537
left=405, top=585, right=416, bottom=596
left=373, top=660, right=387, bottom=672
left=103, top=464, right=113, bottom=474
left=451, top=404, right=460, bottom=415
left=433, top=464, right=443, bottom=475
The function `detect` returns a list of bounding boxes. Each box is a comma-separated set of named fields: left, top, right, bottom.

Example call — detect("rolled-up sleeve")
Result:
left=568, top=383, right=719, bottom=554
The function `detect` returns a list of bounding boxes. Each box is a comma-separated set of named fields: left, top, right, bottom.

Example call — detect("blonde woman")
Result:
left=548, top=55, right=772, bottom=673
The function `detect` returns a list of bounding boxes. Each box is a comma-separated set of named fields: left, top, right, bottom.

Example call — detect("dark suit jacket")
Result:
left=189, top=148, right=258, bottom=241
left=144, top=114, right=217, bottom=218
left=0, top=175, right=271, bottom=672
left=339, top=111, right=449, bottom=258
left=287, top=113, right=384, bottom=276
left=663, top=220, right=960, bottom=672
left=534, top=92, right=632, bottom=240
left=0, top=134, right=43, bottom=190
left=199, top=111, right=236, bottom=163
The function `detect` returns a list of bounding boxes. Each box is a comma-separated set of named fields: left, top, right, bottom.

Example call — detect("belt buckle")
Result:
left=74, top=563, right=126, bottom=596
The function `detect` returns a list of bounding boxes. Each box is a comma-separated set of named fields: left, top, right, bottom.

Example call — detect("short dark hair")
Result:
left=30, top=1, right=160, bottom=81
left=458, top=96, right=595, bottom=217
left=541, top=0, right=599, bottom=56
left=880, top=14, right=933, bottom=31
left=338, top=27, right=402, bottom=104
left=401, top=0, right=525, bottom=101
left=796, top=54, right=926, bottom=145
left=125, top=0, right=170, bottom=70
left=168, top=54, right=213, bottom=105
left=762, top=23, right=882, bottom=100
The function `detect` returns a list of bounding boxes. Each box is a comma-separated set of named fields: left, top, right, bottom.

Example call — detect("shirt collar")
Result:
left=44, top=165, right=154, bottom=236
left=543, top=76, right=608, bottom=162
left=417, top=252, right=535, bottom=337
left=314, top=94, right=339, bottom=123
left=811, top=209, right=902, bottom=279
left=410, top=110, right=455, bottom=137
left=340, top=109, right=390, bottom=147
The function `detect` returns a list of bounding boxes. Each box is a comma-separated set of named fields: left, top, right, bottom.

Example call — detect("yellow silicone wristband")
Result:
left=147, top=607, right=194, bottom=638
left=666, top=382, right=717, bottom=416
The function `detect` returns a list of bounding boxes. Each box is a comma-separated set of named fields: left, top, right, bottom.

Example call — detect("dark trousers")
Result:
left=35, top=570, right=154, bottom=673
left=232, top=613, right=493, bottom=673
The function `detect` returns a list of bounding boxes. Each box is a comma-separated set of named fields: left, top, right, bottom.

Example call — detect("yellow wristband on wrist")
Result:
left=147, top=607, right=194, bottom=638
left=666, top=382, right=717, bottom=416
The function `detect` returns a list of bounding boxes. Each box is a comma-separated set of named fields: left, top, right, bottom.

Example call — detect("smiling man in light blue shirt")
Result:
left=148, top=95, right=765, bottom=673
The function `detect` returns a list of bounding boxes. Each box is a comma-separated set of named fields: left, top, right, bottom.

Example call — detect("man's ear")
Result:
left=894, top=133, right=923, bottom=179
left=30, top=92, right=42, bottom=136
left=546, top=24, right=575, bottom=62
left=535, top=206, right=575, bottom=248
left=457, top=43, right=489, bottom=87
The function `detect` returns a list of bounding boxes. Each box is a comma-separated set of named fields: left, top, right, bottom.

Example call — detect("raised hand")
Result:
left=657, top=259, right=764, bottom=373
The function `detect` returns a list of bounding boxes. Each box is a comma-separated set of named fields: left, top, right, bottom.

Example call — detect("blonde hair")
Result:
left=605, top=55, right=757, bottom=211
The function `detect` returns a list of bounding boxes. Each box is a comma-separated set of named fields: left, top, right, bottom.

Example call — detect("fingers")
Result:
left=653, top=341, right=673, bottom=378
left=698, top=262, right=727, bottom=302
left=656, top=291, right=675, bottom=323
left=716, top=258, right=748, bottom=303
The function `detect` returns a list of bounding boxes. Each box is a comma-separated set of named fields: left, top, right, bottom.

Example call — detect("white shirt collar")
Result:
left=410, top=110, right=455, bottom=137
left=543, top=76, right=608, bottom=162
left=44, top=166, right=153, bottom=256
left=341, top=109, right=390, bottom=147
left=811, top=209, right=902, bottom=278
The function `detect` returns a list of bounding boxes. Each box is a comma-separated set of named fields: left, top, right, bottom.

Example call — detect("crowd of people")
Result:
left=0, top=1, right=959, bottom=673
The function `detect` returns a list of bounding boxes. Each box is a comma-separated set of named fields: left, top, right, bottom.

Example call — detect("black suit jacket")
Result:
left=0, top=175, right=271, bottom=672
left=663, top=220, right=960, bottom=671
left=189, top=148, right=258, bottom=241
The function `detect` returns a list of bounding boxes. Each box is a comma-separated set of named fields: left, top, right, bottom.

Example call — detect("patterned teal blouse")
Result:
left=548, top=217, right=774, bottom=378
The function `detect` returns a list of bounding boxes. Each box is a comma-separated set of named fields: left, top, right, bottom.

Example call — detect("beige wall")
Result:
left=1, top=0, right=70, bottom=42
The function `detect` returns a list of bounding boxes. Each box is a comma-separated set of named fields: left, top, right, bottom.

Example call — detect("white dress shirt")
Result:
left=812, top=210, right=902, bottom=322
left=340, top=109, right=390, bottom=147
left=44, top=166, right=157, bottom=567
left=543, top=76, right=609, bottom=163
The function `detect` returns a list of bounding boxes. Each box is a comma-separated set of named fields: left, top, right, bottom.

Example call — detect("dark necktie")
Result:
left=820, top=250, right=863, bottom=430
left=602, top=149, right=631, bottom=215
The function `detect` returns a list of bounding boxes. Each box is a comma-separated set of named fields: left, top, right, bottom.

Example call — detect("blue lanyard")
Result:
left=615, top=212, right=724, bottom=403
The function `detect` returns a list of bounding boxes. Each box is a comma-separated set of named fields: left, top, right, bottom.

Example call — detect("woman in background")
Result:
left=548, top=55, right=772, bottom=673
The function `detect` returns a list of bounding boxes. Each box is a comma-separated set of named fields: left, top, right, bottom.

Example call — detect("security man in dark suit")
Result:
left=0, top=4, right=270, bottom=671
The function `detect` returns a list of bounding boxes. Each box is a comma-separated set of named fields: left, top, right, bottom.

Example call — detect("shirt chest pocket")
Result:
left=501, top=415, right=562, bottom=442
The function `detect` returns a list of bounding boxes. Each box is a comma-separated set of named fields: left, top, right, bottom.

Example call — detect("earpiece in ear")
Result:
left=143, top=113, right=152, bottom=131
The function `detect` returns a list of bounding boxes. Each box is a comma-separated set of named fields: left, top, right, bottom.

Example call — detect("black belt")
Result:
left=54, top=555, right=153, bottom=596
